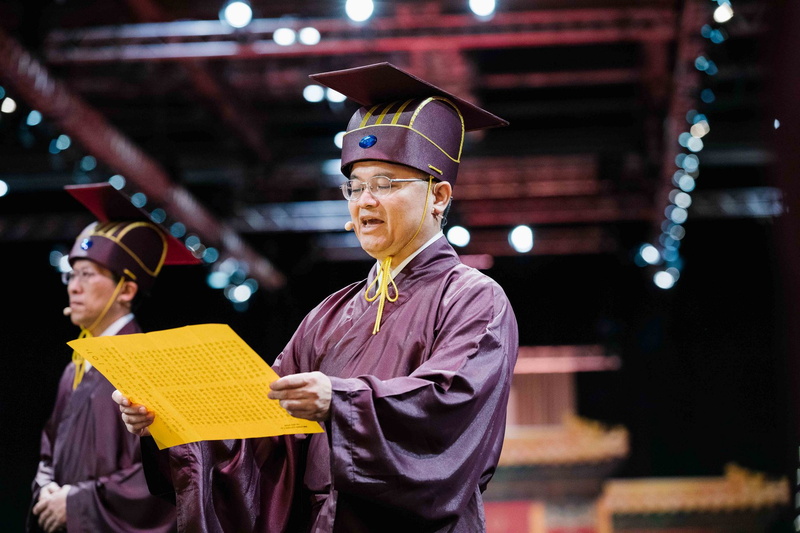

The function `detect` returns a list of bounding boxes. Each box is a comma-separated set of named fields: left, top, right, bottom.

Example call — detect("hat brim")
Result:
left=309, top=62, right=508, bottom=132
left=65, top=183, right=201, bottom=266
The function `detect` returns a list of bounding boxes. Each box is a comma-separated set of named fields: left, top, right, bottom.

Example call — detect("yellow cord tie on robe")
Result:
left=364, top=177, right=433, bottom=334
left=71, top=276, right=126, bottom=389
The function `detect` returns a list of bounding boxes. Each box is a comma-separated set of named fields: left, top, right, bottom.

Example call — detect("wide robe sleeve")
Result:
left=325, top=277, right=518, bottom=522
left=28, top=363, right=175, bottom=533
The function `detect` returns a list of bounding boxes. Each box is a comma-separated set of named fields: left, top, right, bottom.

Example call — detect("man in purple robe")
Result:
left=28, top=184, right=199, bottom=532
left=116, top=63, right=519, bottom=532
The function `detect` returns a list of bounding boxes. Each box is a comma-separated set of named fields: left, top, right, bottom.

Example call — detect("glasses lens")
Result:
left=370, top=176, right=392, bottom=196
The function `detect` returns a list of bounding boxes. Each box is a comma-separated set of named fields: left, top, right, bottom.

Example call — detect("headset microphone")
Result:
left=63, top=307, right=72, bottom=316
left=344, top=221, right=355, bottom=231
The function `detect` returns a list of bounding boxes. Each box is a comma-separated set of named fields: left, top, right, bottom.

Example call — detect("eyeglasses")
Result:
left=340, top=175, right=428, bottom=202
left=61, top=269, right=111, bottom=286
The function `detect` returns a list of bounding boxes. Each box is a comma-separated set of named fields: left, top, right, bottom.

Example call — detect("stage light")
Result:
left=170, top=222, right=187, bottom=238
left=220, top=0, right=253, bottom=28
left=345, top=0, right=374, bottom=22
left=299, top=27, right=321, bottom=45
left=207, top=271, right=229, bottom=289
left=26, top=110, right=42, bottom=126
left=131, top=192, right=147, bottom=208
left=55, top=134, right=71, bottom=150
left=0, top=180, right=7, bottom=197
left=203, top=247, right=220, bottom=264
left=469, top=0, right=496, bottom=17
left=690, top=120, right=710, bottom=138
left=1, top=97, right=17, bottom=114
left=774, top=119, right=780, bottom=129
left=273, top=28, right=296, bottom=46
left=447, top=226, right=471, bottom=247
left=509, top=225, right=534, bottom=253
left=326, top=88, right=347, bottom=103
left=230, top=283, right=253, bottom=303
left=109, top=174, right=126, bottom=189
left=80, top=155, right=97, bottom=171
left=303, top=85, right=325, bottom=103
left=678, top=174, right=696, bottom=192
left=713, top=3, right=734, bottom=23
left=653, top=270, right=676, bottom=289
left=687, top=137, right=703, bottom=152
left=639, top=244, right=661, bottom=265
left=334, top=131, right=345, bottom=149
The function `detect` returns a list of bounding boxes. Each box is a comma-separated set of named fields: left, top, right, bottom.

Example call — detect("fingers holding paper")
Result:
left=112, top=389, right=154, bottom=437
left=269, top=371, right=332, bottom=422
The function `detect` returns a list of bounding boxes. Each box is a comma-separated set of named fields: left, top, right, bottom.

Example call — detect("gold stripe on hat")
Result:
left=428, top=164, right=443, bottom=175
left=409, top=97, right=465, bottom=162
left=359, top=104, right=381, bottom=128
left=374, top=103, right=396, bottom=125
left=91, top=221, right=168, bottom=277
left=391, top=99, right=415, bottom=124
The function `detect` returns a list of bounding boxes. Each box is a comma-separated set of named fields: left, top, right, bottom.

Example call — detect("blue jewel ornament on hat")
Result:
left=359, top=135, right=378, bottom=148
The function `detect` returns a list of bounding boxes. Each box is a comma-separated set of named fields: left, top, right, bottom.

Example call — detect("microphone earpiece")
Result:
left=63, top=307, right=72, bottom=316
left=344, top=221, right=355, bottom=231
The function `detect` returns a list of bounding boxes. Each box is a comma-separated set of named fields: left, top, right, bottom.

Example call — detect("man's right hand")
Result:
left=112, top=389, right=154, bottom=437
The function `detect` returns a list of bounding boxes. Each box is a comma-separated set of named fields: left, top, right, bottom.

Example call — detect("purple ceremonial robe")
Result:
left=28, top=320, right=177, bottom=533
left=151, top=236, right=518, bottom=532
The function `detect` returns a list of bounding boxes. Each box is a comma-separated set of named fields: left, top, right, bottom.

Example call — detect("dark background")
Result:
left=1, top=0, right=798, bottom=531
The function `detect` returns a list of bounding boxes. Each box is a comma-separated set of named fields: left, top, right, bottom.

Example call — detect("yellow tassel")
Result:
left=71, top=329, right=91, bottom=390
left=362, top=177, right=435, bottom=334
left=365, top=257, right=399, bottom=334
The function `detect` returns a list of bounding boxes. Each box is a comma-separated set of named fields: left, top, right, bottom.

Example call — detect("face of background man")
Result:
left=66, top=258, right=135, bottom=335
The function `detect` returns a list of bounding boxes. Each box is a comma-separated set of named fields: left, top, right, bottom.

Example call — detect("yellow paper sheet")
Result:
left=68, top=323, right=323, bottom=449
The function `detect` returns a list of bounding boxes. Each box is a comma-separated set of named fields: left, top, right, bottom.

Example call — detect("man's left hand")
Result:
left=268, top=371, right=332, bottom=421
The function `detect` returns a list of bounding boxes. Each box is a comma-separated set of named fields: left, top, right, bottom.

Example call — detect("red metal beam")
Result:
left=0, top=27, right=285, bottom=289
left=123, top=0, right=272, bottom=163
left=43, top=8, right=676, bottom=65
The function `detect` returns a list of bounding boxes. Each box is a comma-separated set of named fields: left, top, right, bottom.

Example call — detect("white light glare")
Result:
left=774, top=119, right=781, bottom=129
left=59, top=254, right=71, bottom=272
left=447, top=226, right=471, bottom=247
left=273, top=28, right=296, bottom=46
left=469, top=0, right=496, bottom=17
left=509, top=225, right=534, bottom=253
left=654, top=270, right=676, bottom=289
left=230, top=284, right=253, bottom=303
left=1, top=97, right=17, bottom=114
left=345, top=0, right=374, bottom=22
left=221, top=0, right=253, bottom=28
left=334, top=131, right=345, bottom=149
left=687, top=137, right=704, bottom=152
left=303, top=85, right=325, bottom=103
left=690, top=120, right=710, bottom=138
left=0, top=180, right=7, bottom=197
left=326, top=88, right=347, bottom=103
left=713, top=3, right=734, bottom=23
left=639, top=244, right=661, bottom=265
left=298, top=27, right=321, bottom=45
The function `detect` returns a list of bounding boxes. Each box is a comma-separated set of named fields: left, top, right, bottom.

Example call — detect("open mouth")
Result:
left=360, top=217, right=384, bottom=228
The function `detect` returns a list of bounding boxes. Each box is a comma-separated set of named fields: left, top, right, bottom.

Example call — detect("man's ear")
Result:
left=118, top=279, right=139, bottom=305
left=432, top=181, right=452, bottom=213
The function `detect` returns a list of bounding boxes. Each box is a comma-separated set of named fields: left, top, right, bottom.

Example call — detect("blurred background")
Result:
left=1, top=0, right=798, bottom=531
